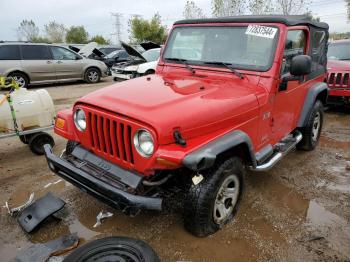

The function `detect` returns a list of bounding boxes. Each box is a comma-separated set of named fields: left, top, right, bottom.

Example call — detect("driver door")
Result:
left=272, top=28, right=309, bottom=141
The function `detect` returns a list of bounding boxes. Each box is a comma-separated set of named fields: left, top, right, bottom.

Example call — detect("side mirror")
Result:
left=290, top=55, right=311, bottom=76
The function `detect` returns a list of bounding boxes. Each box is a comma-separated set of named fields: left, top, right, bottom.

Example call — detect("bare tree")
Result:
left=212, top=0, right=245, bottom=17
left=17, top=20, right=39, bottom=41
left=44, top=21, right=66, bottom=43
left=248, top=0, right=275, bottom=14
left=275, top=0, right=311, bottom=15
left=183, top=0, right=206, bottom=19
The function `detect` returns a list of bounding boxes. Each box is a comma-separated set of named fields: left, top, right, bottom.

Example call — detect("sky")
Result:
left=0, top=0, right=349, bottom=44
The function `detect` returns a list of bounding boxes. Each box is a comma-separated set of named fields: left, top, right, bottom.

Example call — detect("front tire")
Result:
left=9, top=72, right=29, bottom=88
left=84, top=68, right=101, bottom=83
left=183, top=157, right=244, bottom=237
left=297, top=100, right=323, bottom=151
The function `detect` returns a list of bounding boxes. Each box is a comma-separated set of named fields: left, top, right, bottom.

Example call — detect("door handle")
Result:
left=46, top=61, right=52, bottom=64
left=57, top=61, right=63, bottom=64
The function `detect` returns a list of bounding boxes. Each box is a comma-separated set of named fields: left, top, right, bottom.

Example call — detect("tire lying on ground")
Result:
left=63, top=236, right=160, bottom=262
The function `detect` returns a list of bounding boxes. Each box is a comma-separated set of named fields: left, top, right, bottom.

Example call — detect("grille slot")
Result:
left=327, top=72, right=350, bottom=88
left=88, top=111, right=135, bottom=166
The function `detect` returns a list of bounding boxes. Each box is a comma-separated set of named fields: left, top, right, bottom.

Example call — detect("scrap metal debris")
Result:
left=44, top=179, right=63, bottom=188
left=5, top=192, right=35, bottom=216
left=93, top=211, right=113, bottom=228
left=13, top=234, right=79, bottom=262
left=18, top=192, right=66, bottom=233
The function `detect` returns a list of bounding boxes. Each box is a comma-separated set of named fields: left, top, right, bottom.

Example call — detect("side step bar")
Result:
left=250, top=131, right=303, bottom=172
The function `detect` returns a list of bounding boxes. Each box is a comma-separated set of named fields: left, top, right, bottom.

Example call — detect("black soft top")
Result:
left=174, top=15, right=329, bottom=30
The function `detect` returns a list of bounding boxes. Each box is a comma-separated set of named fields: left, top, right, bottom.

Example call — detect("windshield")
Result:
left=106, top=50, right=119, bottom=59
left=142, top=48, right=161, bottom=62
left=163, top=26, right=279, bottom=71
left=328, top=43, right=350, bottom=61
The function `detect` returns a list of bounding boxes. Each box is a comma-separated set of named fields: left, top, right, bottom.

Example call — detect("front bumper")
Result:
left=112, top=72, right=133, bottom=80
left=43, top=144, right=162, bottom=211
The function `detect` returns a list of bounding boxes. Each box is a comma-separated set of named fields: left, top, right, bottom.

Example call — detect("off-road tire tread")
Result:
left=297, top=100, right=323, bottom=151
left=183, top=157, right=244, bottom=237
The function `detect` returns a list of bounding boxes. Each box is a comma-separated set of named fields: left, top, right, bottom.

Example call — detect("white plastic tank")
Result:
left=0, top=88, right=55, bottom=133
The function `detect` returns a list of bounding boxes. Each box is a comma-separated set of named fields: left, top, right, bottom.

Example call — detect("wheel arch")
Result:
left=7, top=70, right=30, bottom=84
left=182, top=130, right=257, bottom=172
left=297, top=82, right=328, bottom=128
left=84, top=66, right=101, bottom=77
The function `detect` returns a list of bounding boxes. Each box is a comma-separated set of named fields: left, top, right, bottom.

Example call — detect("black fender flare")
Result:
left=297, top=82, right=328, bottom=128
left=182, top=130, right=256, bottom=171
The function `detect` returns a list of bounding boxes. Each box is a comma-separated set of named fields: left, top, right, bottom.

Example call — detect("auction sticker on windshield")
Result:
left=245, top=25, right=277, bottom=39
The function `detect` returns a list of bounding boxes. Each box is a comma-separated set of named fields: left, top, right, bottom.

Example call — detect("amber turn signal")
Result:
left=156, top=157, right=178, bottom=167
left=55, top=118, right=65, bottom=129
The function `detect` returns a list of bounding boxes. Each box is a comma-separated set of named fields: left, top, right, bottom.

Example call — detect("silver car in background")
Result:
left=0, top=42, right=109, bottom=88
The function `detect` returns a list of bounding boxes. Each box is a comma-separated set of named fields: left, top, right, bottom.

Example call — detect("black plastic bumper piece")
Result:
left=43, top=144, right=162, bottom=211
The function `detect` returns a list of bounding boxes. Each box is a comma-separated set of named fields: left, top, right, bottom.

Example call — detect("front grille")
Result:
left=327, top=72, right=350, bottom=88
left=87, top=110, right=134, bottom=166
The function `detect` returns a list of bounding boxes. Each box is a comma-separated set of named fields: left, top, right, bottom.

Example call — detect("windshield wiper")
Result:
left=164, top=58, right=195, bottom=74
left=204, top=61, right=244, bottom=79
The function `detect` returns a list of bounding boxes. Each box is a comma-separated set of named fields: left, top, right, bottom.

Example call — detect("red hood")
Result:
left=327, top=60, right=350, bottom=72
left=77, top=74, right=259, bottom=144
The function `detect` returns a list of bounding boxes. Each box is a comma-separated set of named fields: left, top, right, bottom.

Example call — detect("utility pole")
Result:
left=111, top=12, right=123, bottom=44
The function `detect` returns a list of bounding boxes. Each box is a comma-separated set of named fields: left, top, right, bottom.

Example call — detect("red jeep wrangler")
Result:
left=44, top=15, right=329, bottom=237
left=327, top=39, right=350, bottom=105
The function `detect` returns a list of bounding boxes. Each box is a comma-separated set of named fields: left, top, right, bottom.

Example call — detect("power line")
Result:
left=111, top=12, right=123, bottom=44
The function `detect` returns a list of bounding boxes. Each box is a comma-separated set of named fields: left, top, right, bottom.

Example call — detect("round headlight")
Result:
left=134, top=129, right=154, bottom=157
left=74, top=108, right=86, bottom=131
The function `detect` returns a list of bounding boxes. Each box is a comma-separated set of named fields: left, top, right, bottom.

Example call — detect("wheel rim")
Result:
left=213, top=172, right=240, bottom=225
left=79, top=244, right=143, bottom=262
left=312, top=112, right=321, bottom=142
left=12, top=76, right=26, bottom=88
left=88, top=71, right=98, bottom=82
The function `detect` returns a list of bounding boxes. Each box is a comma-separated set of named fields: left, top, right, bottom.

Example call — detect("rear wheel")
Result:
left=9, top=72, right=29, bottom=88
left=19, top=134, right=32, bottom=144
left=297, top=100, right=323, bottom=151
left=28, top=132, right=54, bottom=155
left=85, top=68, right=101, bottom=83
left=183, top=157, right=244, bottom=237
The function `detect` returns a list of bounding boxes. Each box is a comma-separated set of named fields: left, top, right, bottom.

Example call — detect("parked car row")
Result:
left=111, top=42, right=161, bottom=80
left=0, top=42, right=109, bottom=88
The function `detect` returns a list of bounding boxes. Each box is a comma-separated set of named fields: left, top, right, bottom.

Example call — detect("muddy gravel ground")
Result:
left=1, top=78, right=349, bottom=261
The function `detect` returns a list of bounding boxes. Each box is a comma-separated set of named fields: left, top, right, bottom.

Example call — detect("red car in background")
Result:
left=327, top=39, right=350, bottom=104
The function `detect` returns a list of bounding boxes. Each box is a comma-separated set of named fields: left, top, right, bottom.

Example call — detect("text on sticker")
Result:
left=245, top=25, right=277, bottom=39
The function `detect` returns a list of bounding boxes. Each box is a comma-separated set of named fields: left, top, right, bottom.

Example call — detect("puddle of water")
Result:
left=248, top=174, right=309, bottom=218
left=320, top=136, right=350, bottom=150
left=152, top=221, right=259, bottom=262
left=306, top=200, right=350, bottom=257
left=68, top=219, right=99, bottom=242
